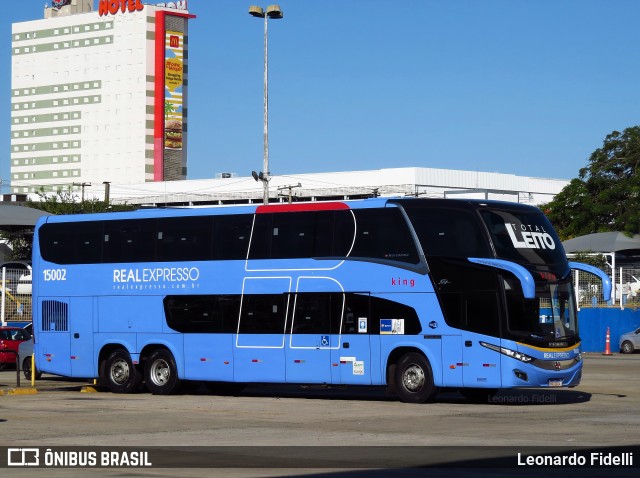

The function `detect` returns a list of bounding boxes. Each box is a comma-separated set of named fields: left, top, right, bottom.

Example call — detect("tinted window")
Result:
left=157, top=216, right=213, bottom=262
left=248, top=210, right=356, bottom=260
left=213, top=214, right=253, bottom=260
left=289, top=293, right=341, bottom=334
left=40, top=222, right=102, bottom=264
left=238, top=294, right=287, bottom=334
left=39, top=224, right=72, bottom=264
left=40, top=214, right=255, bottom=265
left=164, top=295, right=240, bottom=333
left=369, top=295, right=422, bottom=335
left=350, top=209, right=419, bottom=264
left=104, top=219, right=156, bottom=263
left=306, top=210, right=356, bottom=257
left=39, top=222, right=102, bottom=264
left=342, top=293, right=370, bottom=334
left=406, top=208, right=491, bottom=258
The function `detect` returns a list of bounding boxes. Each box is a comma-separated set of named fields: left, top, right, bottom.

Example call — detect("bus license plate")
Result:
left=548, top=379, right=563, bottom=387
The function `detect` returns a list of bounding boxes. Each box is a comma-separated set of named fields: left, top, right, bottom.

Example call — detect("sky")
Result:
left=2, top=0, right=640, bottom=193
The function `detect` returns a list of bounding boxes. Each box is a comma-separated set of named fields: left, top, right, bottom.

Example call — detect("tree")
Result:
left=26, top=187, right=136, bottom=215
left=0, top=231, right=31, bottom=261
left=542, top=126, right=640, bottom=240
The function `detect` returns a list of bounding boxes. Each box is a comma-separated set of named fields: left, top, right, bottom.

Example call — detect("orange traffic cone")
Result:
left=602, top=327, right=613, bottom=356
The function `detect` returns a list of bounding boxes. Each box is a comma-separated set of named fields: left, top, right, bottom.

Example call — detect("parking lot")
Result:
left=1, top=353, right=639, bottom=477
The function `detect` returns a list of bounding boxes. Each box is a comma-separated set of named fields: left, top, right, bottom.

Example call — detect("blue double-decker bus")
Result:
left=31, top=197, right=610, bottom=403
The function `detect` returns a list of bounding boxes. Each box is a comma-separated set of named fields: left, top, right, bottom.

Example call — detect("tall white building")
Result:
left=10, top=0, right=193, bottom=194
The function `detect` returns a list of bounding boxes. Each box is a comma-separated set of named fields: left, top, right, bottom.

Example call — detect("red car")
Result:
left=0, top=326, right=30, bottom=368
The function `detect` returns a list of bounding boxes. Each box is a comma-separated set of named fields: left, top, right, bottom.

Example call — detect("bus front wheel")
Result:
left=395, top=352, right=437, bottom=403
left=102, top=349, right=142, bottom=394
left=145, top=349, right=181, bottom=395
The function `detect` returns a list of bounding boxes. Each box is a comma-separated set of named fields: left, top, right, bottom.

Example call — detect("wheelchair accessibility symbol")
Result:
left=321, top=335, right=329, bottom=346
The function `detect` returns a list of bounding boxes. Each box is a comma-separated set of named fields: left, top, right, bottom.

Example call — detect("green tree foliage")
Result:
left=0, top=231, right=31, bottom=261
left=542, top=126, right=640, bottom=240
left=26, top=187, right=136, bottom=215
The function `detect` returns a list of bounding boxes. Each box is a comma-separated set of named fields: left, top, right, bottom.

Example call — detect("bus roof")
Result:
left=35, top=196, right=543, bottom=226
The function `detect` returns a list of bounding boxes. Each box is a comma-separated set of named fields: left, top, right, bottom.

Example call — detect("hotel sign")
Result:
left=98, top=0, right=144, bottom=16
left=98, top=0, right=188, bottom=16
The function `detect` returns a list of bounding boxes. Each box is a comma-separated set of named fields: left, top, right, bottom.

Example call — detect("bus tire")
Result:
left=102, top=349, right=142, bottom=394
left=394, top=352, right=437, bottom=403
left=145, top=349, right=181, bottom=395
left=22, top=357, right=42, bottom=381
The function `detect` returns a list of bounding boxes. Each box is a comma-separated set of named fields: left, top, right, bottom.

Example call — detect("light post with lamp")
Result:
left=249, top=5, right=283, bottom=205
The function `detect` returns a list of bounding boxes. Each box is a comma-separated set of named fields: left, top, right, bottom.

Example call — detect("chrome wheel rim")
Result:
left=150, top=359, right=170, bottom=386
left=402, top=364, right=425, bottom=392
left=110, top=359, right=130, bottom=385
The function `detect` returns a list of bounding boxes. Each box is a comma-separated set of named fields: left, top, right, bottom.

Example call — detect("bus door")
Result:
left=285, top=278, right=342, bottom=384
left=461, top=292, right=502, bottom=388
left=69, top=297, right=95, bottom=377
left=234, top=277, right=291, bottom=383
left=331, top=293, right=371, bottom=385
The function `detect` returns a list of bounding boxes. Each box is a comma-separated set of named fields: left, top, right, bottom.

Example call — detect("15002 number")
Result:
left=43, top=269, right=67, bottom=281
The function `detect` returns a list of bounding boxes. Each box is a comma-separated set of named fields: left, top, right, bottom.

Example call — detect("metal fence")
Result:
left=0, top=267, right=32, bottom=325
left=573, top=266, right=640, bottom=310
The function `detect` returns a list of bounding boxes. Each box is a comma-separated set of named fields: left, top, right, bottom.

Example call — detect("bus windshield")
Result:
left=504, top=277, right=578, bottom=346
left=480, top=209, right=566, bottom=266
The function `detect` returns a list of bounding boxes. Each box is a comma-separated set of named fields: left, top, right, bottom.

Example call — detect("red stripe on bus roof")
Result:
left=256, top=202, right=350, bottom=213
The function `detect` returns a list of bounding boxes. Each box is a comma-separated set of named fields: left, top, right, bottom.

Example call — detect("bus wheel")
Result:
left=22, top=357, right=42, bottom=381
left=461, top=388, right=498, bottom=403
left=395, top=352, right=437, bottom=403
left=145, top=349, right=181, bottom=395
left=103, top=349, right=142, bottom=394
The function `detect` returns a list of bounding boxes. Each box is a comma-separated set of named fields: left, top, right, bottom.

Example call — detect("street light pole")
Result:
left=249, top=5, right=283, bottom=205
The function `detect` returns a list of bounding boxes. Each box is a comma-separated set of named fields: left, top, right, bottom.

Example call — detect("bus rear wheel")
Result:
left=145, top=349, right=181, bottom=395
left=102, top=349, right=142, bottom=394
left=22, top=357, right=42, bottom=381
left=394, top=352, right=437, bottom=403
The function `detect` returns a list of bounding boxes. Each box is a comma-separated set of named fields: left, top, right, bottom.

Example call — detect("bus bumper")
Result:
left=502, top=359, right=582, bottom=388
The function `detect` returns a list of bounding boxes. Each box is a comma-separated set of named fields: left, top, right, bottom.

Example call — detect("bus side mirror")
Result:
left=568, top=262, right=612, bottom=302
left=468, top=258, right=535, bottom=299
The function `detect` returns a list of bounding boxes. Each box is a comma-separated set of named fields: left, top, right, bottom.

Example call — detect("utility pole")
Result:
left=73, top=182, right=91, bottom=202
left=277, top=183, right=301, bottom=203
left=103, top=181, right=111, bottom=206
